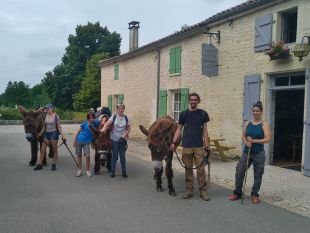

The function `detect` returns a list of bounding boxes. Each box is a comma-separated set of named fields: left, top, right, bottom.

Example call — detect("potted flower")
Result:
left=265, top=41, right=290, bottom=60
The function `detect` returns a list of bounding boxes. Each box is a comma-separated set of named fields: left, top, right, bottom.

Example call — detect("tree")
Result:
left=42, top=22, right=121, bottom=110
left=3, top=81, right=31, bottom=107
left=31, top=83, right=50, bottom=108
left=73, top=53, right=108, bottom=111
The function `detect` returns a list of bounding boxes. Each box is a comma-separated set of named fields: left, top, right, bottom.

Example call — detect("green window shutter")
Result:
left=169, top=48, right=176, bottom=74
left=118, top=94, right=124, bottom=104
left=180, top=88, right=189, bottom=111
left=114, top=64, right=119, bottom=80
left=159, top=90, right=167, bottom=117
left=108, top=95, right=112, bottom=111
left=175, top=47, right=182, bottom=74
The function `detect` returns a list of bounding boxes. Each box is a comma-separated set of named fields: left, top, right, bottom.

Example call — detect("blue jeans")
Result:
left=233, top=150, right=265, bottom=197
left=111, top=140, right=127, bottom=175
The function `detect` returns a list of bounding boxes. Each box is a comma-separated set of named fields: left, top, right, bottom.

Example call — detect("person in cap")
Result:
left=34, top=103, right=66, bottom=171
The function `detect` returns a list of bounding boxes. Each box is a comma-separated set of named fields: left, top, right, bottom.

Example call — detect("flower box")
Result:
left=265, top=41, right=290, bottom=60
left=267, top=49, right=290, bottom=60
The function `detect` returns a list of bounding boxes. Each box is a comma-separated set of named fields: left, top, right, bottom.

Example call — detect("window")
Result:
left=108, top=94, right=124, bottom=113
left=114, top=64, right=119, bottom=80
left=173, top=92, right=181, bottom=121
left=169, top=46, right=182, bottom=75
left=272, top=72, right=305, bottom=88
left=280, top=8, right=297, bottom=43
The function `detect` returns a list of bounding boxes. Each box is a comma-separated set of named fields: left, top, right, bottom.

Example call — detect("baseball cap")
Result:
left=45, top=103, right=54, bottom=109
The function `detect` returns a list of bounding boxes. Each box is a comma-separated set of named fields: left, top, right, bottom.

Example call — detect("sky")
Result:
left=0, top=0, right=246, bottom=94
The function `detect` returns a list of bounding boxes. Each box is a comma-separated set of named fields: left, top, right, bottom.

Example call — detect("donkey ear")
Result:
left=89, top=123, right=100, bottom=137
left=18, top=106, right=27, bottom=117
left=34, top=107, right=45, bottom=113
left=139, top=125, right=149, bottom=136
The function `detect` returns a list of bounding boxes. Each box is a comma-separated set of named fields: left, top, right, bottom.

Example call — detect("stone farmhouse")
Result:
left=99, top=0, right=310, bottom=176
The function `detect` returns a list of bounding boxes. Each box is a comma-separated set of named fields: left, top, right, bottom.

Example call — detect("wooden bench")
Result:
left=209, top=137, right=235, bottom=161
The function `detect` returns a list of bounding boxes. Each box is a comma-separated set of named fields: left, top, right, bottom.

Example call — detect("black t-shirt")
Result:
left=178, top=109, right=210, bottom=147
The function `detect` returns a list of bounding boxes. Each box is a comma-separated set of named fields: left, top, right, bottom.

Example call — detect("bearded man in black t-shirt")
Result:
left=170, top=92, right=210, bottom=201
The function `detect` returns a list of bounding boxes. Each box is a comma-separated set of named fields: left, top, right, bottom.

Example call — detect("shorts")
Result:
left=44, top=131, right=59, bottom=141
left=75, top=141, right=90, bottom=157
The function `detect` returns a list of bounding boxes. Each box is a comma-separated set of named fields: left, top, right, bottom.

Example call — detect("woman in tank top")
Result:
left=228, top=101, right=271, bottom=204
left=34, top=103, right=66, bottom=171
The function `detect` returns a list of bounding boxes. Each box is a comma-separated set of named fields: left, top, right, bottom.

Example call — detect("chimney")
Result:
left=128, top=21, right=140, bottom=51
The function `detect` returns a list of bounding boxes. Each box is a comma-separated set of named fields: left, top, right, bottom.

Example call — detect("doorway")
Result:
left=273, top=89, right=304, bottom=170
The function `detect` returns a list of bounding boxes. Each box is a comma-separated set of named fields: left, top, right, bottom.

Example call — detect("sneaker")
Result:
left=86, top=170, right=92, bottom=178
left=110, top=174, right=115, bottom=178
left=33, top=164, right=43, bottom=171
left=51, top=164, right=56, bottom=171
left=200, top=191, right=210, bottom=201
left=251, top=195, right=260, bottom=204
left=228, top=194, right=241, bottom=201
left=76, top=170, right=83, bottom=177
left=182, top=190, right=193, bottom=199
left=122, top=173, right=128, bottom=178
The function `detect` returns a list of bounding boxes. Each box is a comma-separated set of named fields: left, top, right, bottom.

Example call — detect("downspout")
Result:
left=156, top=47, right=161, bottom=119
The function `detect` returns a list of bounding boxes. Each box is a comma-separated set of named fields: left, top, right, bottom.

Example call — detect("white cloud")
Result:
left=0, top=0, right=245, bottom=94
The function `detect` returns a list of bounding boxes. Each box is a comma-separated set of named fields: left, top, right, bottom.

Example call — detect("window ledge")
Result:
left=169, top=73, right=181, bottom=77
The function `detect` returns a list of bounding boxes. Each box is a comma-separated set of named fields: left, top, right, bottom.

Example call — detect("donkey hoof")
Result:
left=169, top=190, right=176, bottom=196
left=29, top=161, right=36, bottom=166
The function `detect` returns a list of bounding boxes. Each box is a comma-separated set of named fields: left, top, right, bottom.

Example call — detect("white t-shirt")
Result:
left=109, top=114, right=130, bottom=142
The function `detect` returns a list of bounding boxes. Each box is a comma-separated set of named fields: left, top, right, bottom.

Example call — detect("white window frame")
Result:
left=173, top=91, right=181, bottom=121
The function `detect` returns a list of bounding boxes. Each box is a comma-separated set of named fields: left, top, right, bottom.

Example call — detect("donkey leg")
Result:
left=154, top=168, right=164, bottom=192
left=166, top=152, right=176, bottom=196
left=94, top=152, right=100, bottom=175
left=29, top=141, right=38, bottom=166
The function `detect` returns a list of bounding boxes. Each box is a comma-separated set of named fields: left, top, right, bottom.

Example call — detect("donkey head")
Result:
left=18, top=106, right=44, bottom=142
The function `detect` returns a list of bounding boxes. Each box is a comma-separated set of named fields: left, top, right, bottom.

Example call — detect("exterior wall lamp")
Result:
left=293, top=36, right=310, bottom=62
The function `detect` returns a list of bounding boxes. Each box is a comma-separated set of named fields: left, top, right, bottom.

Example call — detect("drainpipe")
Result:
left=156, top=47, right=161, bottom=119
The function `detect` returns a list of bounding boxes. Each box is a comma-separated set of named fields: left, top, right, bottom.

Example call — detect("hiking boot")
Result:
left=228, top=194, right=241, bottom=201
left=76, top=170, right=83, bottom=177
left=51, top=164, right=56, bottom=171
left=200, top=191, right=210, bottom=201
left=33, top=164, right=43, bottom=171
left=86, top=170, right=92, bottom=178
left=251, top=195, right=260, bottom=204
left=182, top=190, right=193, bottom=199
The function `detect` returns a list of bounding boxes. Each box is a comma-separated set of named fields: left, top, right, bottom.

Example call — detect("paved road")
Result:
left=1, top=125, right=309, bottom=233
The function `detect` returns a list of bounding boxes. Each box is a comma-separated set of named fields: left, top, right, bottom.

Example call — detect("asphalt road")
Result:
left=0, top=125, right=309, bottom=233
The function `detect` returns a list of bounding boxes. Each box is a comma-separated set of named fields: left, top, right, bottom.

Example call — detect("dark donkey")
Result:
left=140, top=116, right=180, bottom=196
left=18, top=106, right=51, bottom=166
left=89, top=123, right=112, bottom=174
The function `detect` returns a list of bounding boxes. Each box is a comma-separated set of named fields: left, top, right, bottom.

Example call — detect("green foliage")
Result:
left=2, top=81, right=32, bottom=107
left=31, top=83, right=50, bottom=108
left=42, top=22, right=121, bottom=110
left=53, top=108, right=87, bottom=120
left=0, top=107, right=22, bottom=120
left=73, top=53, right=108, bottom=111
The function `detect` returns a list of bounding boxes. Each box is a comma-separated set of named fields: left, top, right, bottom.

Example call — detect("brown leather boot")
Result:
left=200, top=190, right=210, bottom=201
left=182, top=190, right=193, bottom=199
